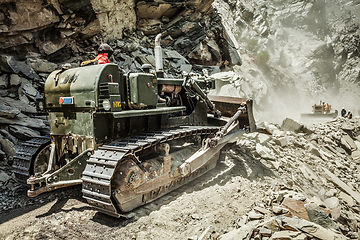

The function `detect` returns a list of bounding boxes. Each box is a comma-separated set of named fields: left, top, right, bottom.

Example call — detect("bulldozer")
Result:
left=301, top=101, right=338, bottom=120
left=12, top=34, right=260, bottom=218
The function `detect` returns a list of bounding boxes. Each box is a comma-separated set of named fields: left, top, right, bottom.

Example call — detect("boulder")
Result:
left=0, top=137, right=16, bottom=157
left=219, top=221, right=258, bottom=240
left=280, top=216, right=346, bottom=240
left=351, top=150, right=360, bottom=162
left=247, top=210, right=264, bottom=220
left=254, top=206, right=270, bottom=215
left=323, top=197, right=340, bottom=209
left=0, top=115, right=46, bottom=129
left=324, top=189, right=337, bottom=198
left=207, top=39, right=221, bottom=61
left=339, top=191, right=355, bottom=207
left=245, top=132, right=259, bottom=140
left=19, top=94, right=30, bottom=105
left=323, top=168, right=360, bottom=205
left=262, top=217, right=283, bottom=232
left=0, top=55, right=39, bottom=80
left=21, top=83, right=39, bottom=101
left=180, top=64, right=193, bottom=73
left=1, top=97, right=36, bottom=113
left=330, top=206, right=341, bottom=221
left=0, top=103, right=20, bottom=118
left=26, top=53, right=58, bottom=73
left=308, top=145, right=321, bottom=158
left=255, top=143, right=276, bottom=160
left=163, top=49, right=190, bottom=63
left=224, top=32, right=242, bottom=66
left=10, top=74, right=21, bottom=86
left=281, top=118, right=313, bottom=133
left=272, top=130, right=285, bottom=137
left=163, top=49, right=190, bottom=69
left=275, top=136, right=288, bottom=147
left=43, top=40, right=72, bottom=56
left=281, top=118, right=303, bottom=132
left=0, top=1, right=59, bottom=34
left=293, top=194, right=306, bottom=202
left=281, top=197, right=309, bottom=221
left=9, top=125, right=40, bottom=140
left=272, top=205, right=289, bottom=215
left=135, top=54, right=156, bottom=67
left=341, top=122, right=355, bottom=131
left=304, top=202, right=338, bottom=230
left=0, top=170, right=12, bottom=182
left=335, top=146, right=346, bottom=155
left=0, top=129, right=18, bottom=145
left=340, top=135, right=357, bottom=152
left=0, top=74, right=9, bottom=89
left=80, top=19, right=102, bottom=39
left=257, top=133, right=271, bottom=145
left=188, top=42, right=213, bottom=63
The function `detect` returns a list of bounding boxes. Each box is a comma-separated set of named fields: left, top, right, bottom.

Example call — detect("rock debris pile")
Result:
left=216, top=117, right=360, bottom=240
left=2, top=117, right=360, bottom=240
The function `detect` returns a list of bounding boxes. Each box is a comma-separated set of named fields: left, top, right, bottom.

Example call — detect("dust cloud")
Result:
left=211, top=0, right=360, bottom=125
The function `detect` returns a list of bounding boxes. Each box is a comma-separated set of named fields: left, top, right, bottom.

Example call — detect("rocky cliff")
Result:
left=0, top=0, right=240, bottom=68
left=213, top=0, right=360, bottom=122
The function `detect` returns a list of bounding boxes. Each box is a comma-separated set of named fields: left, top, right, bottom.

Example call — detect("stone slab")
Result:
left=281, top=197, right=309, bottom=221
left=339, top=191, right=355, bottom=207
left=323, top=168, right=360, bottom=205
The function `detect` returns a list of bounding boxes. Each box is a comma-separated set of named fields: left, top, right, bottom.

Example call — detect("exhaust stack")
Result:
left=154, top=33, right=164, bottom=77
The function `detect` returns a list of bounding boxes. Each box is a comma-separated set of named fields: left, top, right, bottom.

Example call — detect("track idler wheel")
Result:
left=33, top=144, right=52, bottom=177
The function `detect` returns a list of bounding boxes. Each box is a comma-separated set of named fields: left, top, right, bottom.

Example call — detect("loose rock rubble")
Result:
left=1, top=117, right=360, bottom=240
left=214, top=117, right=360, bottom=239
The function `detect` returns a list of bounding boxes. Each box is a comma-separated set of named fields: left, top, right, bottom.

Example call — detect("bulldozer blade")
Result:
left=208, top=95, right=256, bottom=132
left=208, top=95, right=247, bottom=117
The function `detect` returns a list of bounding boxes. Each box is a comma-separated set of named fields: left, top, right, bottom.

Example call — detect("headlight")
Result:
left=103, top=99, right=111, bottom=111
left=38, top=101, right=44, bottom=110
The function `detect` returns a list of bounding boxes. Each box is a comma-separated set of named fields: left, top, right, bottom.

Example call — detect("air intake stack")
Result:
left=154, top=33, right=164, bottom=78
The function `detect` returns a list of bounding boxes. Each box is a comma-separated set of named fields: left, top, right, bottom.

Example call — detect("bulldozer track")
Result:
left=12, top=136, right=51, bottom=183
left=125, top=155, right=228, bottom=219
left=81, top=126, right=219, bottom=218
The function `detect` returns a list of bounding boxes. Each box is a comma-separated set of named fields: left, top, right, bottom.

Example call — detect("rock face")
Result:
left=0, top=1, right=60, bottom=50
left=90, top=0, right=136, bottom=40
left=212, top=0, right=360, bottom=122
left=0, top=0, right=240, bottom=69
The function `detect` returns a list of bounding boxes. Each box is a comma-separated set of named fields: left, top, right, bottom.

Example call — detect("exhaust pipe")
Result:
left=154, top=33, right=164, bottom=77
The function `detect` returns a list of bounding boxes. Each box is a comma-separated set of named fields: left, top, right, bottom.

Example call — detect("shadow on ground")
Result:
left=91, top=143, right=275, bottom=227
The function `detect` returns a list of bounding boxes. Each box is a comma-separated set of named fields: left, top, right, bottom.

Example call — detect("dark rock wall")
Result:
left=0, top=0, right=239, bottom=68
left=0, top=0, right=99, bottom=61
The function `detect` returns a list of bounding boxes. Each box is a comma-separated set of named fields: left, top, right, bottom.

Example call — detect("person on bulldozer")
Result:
left=81, top=43, right=114, bottom=66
